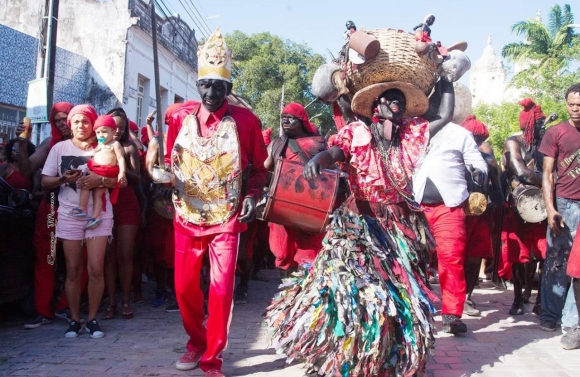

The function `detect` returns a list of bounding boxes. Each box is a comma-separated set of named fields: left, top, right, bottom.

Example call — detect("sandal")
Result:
left=102, top=305, right=117, bottom=320
left=85, top=217, right=102, bottom=230
left=69, top=207, right=88, bottom=218
left=121, top=302, right=134, bottom=319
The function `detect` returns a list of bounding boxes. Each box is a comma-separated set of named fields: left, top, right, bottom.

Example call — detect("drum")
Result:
left=511, top=184, right=546, bottom=223
left=260, top=158, right=340, bottom=234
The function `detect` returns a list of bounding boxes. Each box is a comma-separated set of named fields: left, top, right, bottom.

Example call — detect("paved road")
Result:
left=1, top=270, right=579, bottom=377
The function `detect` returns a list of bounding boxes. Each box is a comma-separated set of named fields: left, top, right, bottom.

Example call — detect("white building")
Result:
left=0, top=0, right=200, bottom=134
left=469, top=10, right=542, bottom=107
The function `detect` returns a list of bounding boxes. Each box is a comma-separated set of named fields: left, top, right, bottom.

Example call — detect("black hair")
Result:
left=106, top=107, right=130, bottom=143
left=565, top=83, right=580, bottom=101
left=5, top=138, right=36, bottom=163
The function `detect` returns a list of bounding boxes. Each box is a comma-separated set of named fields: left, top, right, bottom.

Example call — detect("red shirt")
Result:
left=331, top=119, right=429, bottom=204
left=539, top=121, right=580, bottom=200
left=165, top=100, right=268, bottom=236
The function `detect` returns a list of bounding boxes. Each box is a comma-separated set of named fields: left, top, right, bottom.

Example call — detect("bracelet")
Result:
left=101, top=176, right=107, bottom=185
left=59, top=176, right=65, bottom=183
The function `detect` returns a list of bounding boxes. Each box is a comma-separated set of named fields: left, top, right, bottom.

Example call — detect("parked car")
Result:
left=0, top=177, right=36, bottom=316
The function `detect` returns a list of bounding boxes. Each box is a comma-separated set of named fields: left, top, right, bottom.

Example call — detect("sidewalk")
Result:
left=0, top=271, right=578, bottom=377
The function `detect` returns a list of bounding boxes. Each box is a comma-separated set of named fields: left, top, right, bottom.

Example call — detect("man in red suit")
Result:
left=164, top=29, right=268, bottom=377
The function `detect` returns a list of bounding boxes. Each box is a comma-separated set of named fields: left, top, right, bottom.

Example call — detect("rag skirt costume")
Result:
left=264, top=198, right=437, bottom=376
left=264, top=120, right=437, bottom=376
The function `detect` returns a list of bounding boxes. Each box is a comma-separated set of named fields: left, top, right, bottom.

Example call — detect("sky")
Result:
left=166, top=0, right=573, bottom=87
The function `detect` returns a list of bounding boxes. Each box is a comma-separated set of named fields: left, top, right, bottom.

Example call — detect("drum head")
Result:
left=516, top=187, right=546, bottom=223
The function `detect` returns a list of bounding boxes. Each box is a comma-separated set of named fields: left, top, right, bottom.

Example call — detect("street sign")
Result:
left=26, top=78, right=49, bottom=124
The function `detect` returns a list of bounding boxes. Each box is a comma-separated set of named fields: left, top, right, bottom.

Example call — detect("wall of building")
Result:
left=0, top=24, right=89, bottom=143
left=123, top=27, right=200, bottom=129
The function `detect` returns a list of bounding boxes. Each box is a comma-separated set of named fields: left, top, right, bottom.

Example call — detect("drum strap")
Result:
left=287, top=138, right=312, bottom=163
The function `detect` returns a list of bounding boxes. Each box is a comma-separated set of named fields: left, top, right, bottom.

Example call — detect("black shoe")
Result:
left=539, top=320, right=557, bottom=332
left=509, top=299, right=525, bottom=315
left=522, top=291, right=531, bottom=304
left=532, top=303, right=542, bottom=316
left=24, top=315, right=52, bottom=329
left=234, top=285, right=248, bottom=305
left=561, top=325, right=580, bottom=350
left=85, top=318, right=104, bottom=338
left=463, top=301, right=480, bottom=317
left=165, top=303, right=180, bottom=313
left=64, top=320, right=82, bottom=338
left=442, top=314, right=467, bottom=334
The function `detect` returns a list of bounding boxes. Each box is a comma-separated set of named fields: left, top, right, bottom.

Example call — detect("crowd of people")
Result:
left=1, top=25, right=580, bottom=377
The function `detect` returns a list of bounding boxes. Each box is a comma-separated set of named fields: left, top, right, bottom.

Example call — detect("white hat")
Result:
left=198, top=28, right=232, bottom=82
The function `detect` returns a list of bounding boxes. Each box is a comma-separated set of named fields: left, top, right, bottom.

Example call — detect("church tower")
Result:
left=469, top=35, right=508, bottom=106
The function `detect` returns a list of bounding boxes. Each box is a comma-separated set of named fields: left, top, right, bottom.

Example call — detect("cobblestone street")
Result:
left=1, top=270, right=579, bottom=377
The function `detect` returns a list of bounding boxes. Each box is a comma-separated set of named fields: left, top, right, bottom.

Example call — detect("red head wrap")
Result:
left=281, top=102, right=319, bottom=135
left=518, top=98, right=545, bottom=149
left=93, top=115, right=117, bottom=131
left=460, top=115, right=489, bottom=140
left=67, top=105, right=98, bottom=128
left=262, top=128, right=272, bottom=146
left=129, top=120, right=138, bottom=132
left=49, top=102, right=74, bottom=148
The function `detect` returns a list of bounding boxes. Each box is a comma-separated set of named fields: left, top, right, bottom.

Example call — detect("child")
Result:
left=70, top=115, right=126, bottom=229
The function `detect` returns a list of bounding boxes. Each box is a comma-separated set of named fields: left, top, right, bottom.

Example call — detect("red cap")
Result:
left=129, top=120, right=138, bottom=132
left=93, top=115, right=118, bottom=131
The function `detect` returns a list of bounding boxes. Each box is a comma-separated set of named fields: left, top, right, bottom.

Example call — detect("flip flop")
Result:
left=69, top=207, right=88, bottom=218
left=84, top=218, right=102, bottom=230
left=121, top=302, right=134, bottom=319
left=102, top=305, right=117, bottom=320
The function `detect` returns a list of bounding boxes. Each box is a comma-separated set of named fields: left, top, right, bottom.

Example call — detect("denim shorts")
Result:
left=56, top=213, right=113, bottom=241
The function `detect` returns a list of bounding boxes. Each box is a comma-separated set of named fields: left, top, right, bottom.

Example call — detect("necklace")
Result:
left=370, top=122, right=422, bottom=211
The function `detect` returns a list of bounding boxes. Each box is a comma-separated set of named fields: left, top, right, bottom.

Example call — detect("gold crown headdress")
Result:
left=197, top=28, right=232, bottom=82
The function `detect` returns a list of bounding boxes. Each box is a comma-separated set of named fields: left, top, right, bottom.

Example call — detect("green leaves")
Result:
left=224, top=31, right=333, bottom=137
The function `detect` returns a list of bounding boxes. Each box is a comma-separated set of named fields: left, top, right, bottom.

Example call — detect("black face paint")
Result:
left=197, top=79, right=230, bottom=112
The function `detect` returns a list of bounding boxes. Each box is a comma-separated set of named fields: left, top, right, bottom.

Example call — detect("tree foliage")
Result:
left=224, top=31, right=332, bottom=137
left=477, top=4, right=579, bottom=159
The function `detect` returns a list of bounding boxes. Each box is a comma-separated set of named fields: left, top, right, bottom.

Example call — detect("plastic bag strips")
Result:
left=264, top=209, right=437, bottom=377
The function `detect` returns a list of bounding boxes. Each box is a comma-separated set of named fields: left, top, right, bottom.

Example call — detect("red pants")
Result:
left=465, top=213, right=493, bottom=259
left=174, top=230, right=239, bottom=372
left=269, top=223, right=325, bottom=270
left=33, top=199, right=68, bottom=318
left=423, top=204, right=467, bottom=317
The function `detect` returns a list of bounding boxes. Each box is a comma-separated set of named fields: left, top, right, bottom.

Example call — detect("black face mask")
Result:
left=197, top=79, right=230, bottom=112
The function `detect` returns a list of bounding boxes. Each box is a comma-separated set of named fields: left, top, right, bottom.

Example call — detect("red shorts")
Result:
left=112, top=187, right=140, bottom=226
left=501, top=205, right=547, bottom=264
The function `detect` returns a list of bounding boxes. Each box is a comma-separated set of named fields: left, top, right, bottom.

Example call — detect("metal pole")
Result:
left=150, top=2, right=164, bottom=165
left=44, top=0, right=58, bottom=116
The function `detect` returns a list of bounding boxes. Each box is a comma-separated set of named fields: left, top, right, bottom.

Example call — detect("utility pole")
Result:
left=32, top=0, right=59, bottom=145
left=150, top=1, right=164, bottom=165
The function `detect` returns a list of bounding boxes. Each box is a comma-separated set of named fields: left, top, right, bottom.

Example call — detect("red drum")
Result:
left=261, top=158, right=340, bottom=234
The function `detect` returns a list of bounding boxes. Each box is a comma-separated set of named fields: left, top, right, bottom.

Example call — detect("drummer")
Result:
left=502, top=98, right=552, bottom=316
left=264, top=102, right=328, bottom=276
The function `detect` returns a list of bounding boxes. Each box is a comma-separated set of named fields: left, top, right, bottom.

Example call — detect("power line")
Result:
left=181, top=0, right=213, bottom=36
left=153, top=0, right=205, bottom=51
left=176, top=0, right=212, bottom=37
left=191, top=0, right=217, bottom=30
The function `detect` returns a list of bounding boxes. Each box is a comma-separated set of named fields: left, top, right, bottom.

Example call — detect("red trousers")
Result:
left=465, top=213, right=493, bottom=259
left=33, top=198, right=68, bottom=318
left=423, top=204, right=467, bottom=317
left=269, top=223, right=325, bottom=270
left=174, top=230, right=239, bottom=372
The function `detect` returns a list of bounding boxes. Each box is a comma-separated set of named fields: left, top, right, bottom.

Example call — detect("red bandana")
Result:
left=49, top=102, right=74, bottom=148
left=519, top=98, right=545, bottom=148
left=281, top=102, right=319, bottom=135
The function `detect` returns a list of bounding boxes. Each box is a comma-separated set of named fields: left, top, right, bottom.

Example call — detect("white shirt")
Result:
left=413, top=123, right=487, bottom=207
left=42, top=140, right=113, bottom=219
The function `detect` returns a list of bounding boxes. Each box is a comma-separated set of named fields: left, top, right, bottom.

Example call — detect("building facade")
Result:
left=0, top=0, right=200, bottom=142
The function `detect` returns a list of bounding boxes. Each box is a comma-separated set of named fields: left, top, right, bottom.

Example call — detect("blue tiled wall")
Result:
left=0, top=24, right=88, bottom=108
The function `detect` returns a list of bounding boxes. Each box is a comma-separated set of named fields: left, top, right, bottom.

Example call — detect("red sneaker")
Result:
left=205, top=370, right=225, bottom=377
left=175, top=351, right=203, bottom=371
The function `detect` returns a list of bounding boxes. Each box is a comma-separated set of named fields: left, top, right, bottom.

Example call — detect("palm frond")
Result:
left=502, top=42, right=532, bottom=60
left=562, top=4, right=574, bottom=25
left=511, top=21, right=552, bottom=52
left=548, top=5, right=563, bottom=37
